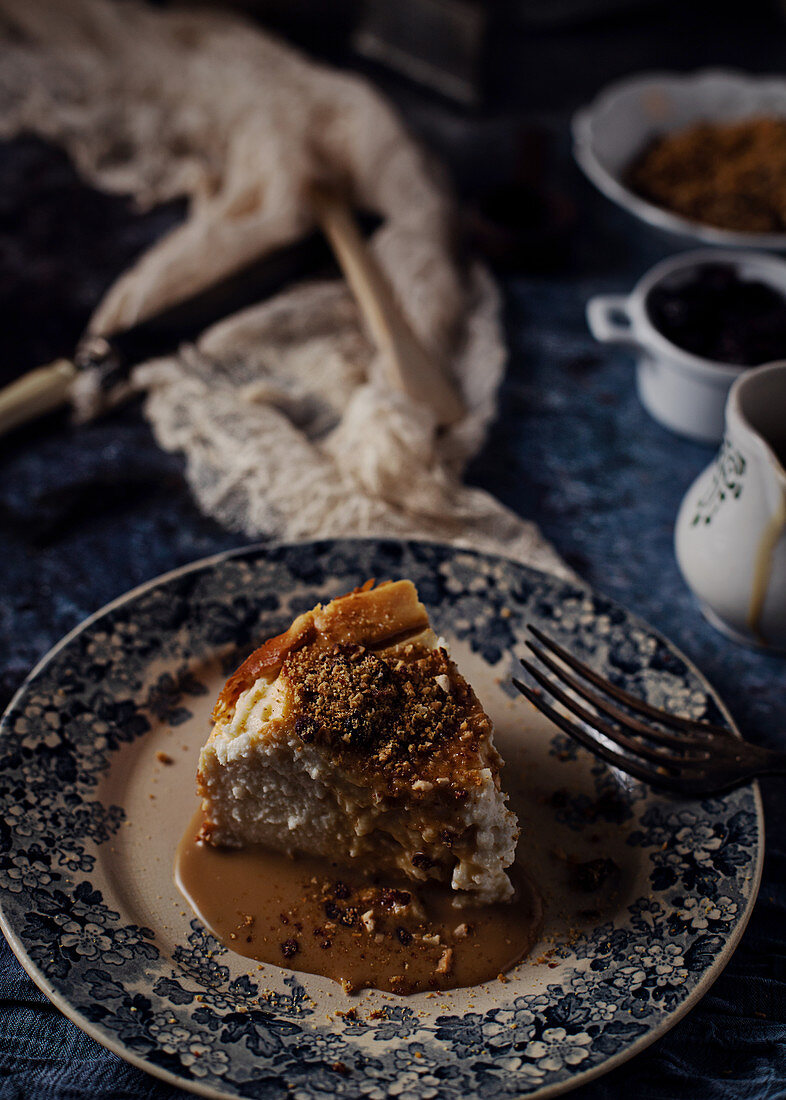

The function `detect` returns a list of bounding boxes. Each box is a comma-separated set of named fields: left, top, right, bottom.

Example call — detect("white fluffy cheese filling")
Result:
left=199, top=674, right=517, bottom=904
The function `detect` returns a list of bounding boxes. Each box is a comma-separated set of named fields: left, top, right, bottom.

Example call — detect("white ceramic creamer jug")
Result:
left=675, top=360, right=786, bottom=650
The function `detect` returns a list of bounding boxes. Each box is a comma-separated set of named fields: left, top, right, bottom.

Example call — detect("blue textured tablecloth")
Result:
left=2, top=9, right=786, bottom=1097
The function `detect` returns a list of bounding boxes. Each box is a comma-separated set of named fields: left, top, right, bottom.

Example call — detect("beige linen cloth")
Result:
left=0, top=0, right=568, bottom=577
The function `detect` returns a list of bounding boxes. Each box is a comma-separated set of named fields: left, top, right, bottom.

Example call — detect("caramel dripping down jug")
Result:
left=675, top=360, right=786, bottom=650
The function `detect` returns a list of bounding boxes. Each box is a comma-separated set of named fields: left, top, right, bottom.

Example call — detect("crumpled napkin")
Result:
left=0, top=0, right=569, bottom=578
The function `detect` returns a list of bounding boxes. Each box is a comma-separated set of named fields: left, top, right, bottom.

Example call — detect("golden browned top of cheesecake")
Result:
left=212, top=579, right=430, bottom=724
left=210, top=579, right=499, bottom=802
left=281, top=640, right=494, bottom=800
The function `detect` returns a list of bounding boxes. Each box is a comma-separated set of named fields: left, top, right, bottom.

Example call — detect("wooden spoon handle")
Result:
left=310, top=186, right=465, bottom=427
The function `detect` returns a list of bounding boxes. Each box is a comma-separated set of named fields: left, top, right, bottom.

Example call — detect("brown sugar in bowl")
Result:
left=573, top=69, right=786, bottom=249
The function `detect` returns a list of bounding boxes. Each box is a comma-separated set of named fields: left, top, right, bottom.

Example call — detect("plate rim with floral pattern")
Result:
left=0, top=538, right=764, bottom=1100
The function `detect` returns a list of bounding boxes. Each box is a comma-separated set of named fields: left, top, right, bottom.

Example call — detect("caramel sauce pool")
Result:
left=175, top=812, right=542, bottom=995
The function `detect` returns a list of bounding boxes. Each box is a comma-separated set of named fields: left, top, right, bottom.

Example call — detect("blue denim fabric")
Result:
left=2, top=50, right=786, bottom=1100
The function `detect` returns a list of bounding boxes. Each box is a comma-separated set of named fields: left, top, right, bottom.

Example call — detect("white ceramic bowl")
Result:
left=586, top=248, right=786, bottom=444
left=573, top=69, right=786, bottom=249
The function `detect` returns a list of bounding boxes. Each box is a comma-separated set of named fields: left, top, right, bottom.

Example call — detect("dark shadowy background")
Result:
left=1, top=1, right=785, bottom=1096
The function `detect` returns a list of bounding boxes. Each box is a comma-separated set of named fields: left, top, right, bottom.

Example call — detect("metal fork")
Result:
left=512, top=625, right=786, bottom=796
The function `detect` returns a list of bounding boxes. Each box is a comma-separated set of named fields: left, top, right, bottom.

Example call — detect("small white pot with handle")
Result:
left=587, top=249, right=786, bottom=444
left=675, top=360, right=786, bottom=650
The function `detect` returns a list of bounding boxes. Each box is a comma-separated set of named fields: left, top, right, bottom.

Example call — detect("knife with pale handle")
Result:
left=0, top=358, right=78, bottom=437
left=0, top=197, right=464, bottom=437
left=0, top=225, right=340, bottom=438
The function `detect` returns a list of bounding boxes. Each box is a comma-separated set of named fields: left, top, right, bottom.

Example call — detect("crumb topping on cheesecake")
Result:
left=282, top=641, right=492, bottom=798
left=286, top=644, right=404, bottom=751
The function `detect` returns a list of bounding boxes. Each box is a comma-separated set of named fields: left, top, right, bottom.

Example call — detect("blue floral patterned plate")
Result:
left=0, top=539, right=763, bottom=1099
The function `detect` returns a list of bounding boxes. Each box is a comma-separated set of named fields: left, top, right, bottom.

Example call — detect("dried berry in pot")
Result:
left=646, top=263, right=786, bottom=366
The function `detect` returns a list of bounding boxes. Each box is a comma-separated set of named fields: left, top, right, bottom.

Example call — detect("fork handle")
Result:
left=756, top=747, right=786, bottom=777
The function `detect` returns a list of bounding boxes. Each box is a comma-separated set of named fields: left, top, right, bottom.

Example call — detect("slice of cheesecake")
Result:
left=197, top=580, right=519, bottom=903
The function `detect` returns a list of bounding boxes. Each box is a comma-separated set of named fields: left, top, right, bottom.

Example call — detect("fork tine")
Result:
left=519, top=657, right=710, bottom=770
left=524, top=641, right=709, bottom=752
left=512, top=677, right=686, bottom=792
left=527, top=625, right=730, bottom=737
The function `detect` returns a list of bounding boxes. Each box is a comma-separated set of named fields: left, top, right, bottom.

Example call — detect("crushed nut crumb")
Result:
left=435, top=948, right=454, bottom=976
left=281, top=641, right=490, bottom=796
